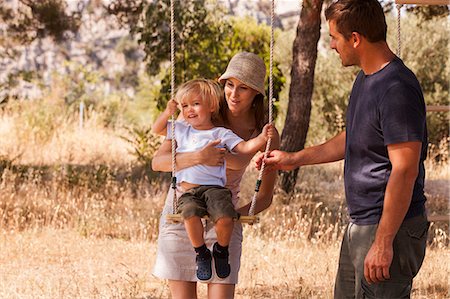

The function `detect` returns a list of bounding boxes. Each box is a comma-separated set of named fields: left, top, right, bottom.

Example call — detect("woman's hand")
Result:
left=198, top=139, right=226, bottom=166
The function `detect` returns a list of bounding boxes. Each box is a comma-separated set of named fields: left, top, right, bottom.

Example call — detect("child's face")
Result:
left=180, top=93, right=214, bottom=129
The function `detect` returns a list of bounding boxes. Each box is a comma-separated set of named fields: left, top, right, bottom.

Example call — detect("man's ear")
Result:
left=351, top=32, right=362, bottom=48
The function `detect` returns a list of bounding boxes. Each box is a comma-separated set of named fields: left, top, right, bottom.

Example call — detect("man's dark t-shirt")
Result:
left=345, top=57, right=427, bottom=225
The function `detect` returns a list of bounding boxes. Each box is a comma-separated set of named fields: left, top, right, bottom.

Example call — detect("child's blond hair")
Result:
left=175, top=79, right=223, bottom=119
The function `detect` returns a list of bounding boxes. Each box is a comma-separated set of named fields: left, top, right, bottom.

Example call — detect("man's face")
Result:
left=329, top=20, right=358, bottom=67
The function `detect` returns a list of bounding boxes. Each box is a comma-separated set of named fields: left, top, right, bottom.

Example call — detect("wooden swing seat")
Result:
left=165, top=214, right=259, bottom=224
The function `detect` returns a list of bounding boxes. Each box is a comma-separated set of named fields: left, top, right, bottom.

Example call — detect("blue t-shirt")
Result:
left=345, top=57, right=427, bottom=225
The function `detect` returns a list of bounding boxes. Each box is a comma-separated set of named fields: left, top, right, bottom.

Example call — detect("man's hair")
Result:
left=176, top=78, right=222, bottom=120
left=325, top=0, right=387, bottom=42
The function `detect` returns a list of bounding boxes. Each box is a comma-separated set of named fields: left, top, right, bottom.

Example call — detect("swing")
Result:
left=165, top=0, right=276, bottom=225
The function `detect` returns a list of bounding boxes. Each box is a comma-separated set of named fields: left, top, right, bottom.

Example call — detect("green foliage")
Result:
left=400, top=15, right=449, bottom=145
left=308, top=13, right=448, bottom=146
left=137, top=0, right=285, bottom=113
left=52, top=61, right=132, bottom=129
left=123, top=73, right=162, bottom=127
left=379, top=1, right=449, bottom=16
left=64, top=164, right=111, bottom=190
left=106, top=0, right=144, bottom=31
left=406, top=5, right=449, bottom=21
left=8, top=97, right=68, bottom=144
left=310, top=51, right=358, bottom=142
left=120, top=126, right=162, bottom=166
left=59, top=61, right=102, bottom=107
left=0, top=0, right=80, bottom=44
left=229, top=17, right=286, bottom=109
left=112, top=36, right=142, bottom=89
left=138, top=0, right=230, bottom=110
left=0, top=70, right=39, bottom=103
left=97, top=93, right=128, bottom=128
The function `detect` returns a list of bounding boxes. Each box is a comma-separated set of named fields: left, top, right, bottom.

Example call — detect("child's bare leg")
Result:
left=184, top=216, right=204, bottom=247
left=214, top=217, right=234, bottom=246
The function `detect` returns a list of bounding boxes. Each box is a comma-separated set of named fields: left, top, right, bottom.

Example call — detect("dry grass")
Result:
left=0, top=228, right=162, bottom=299
left=0, top=103, right=448, bottom=298
left=0, top=228, right=448, bottom=299
left=0, top=102, right=133, bottom=166
left=0, top=162, right=447, bottom=298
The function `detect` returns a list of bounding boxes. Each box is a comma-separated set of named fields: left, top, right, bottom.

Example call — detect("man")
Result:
left=256, top=0, right=429, bottom=298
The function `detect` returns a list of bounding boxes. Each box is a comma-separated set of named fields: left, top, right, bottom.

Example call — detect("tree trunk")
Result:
left=279, top=0, right=324, bottom=193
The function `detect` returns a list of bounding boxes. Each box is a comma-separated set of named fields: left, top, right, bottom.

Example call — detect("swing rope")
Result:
left=248, top=0, right=275, bottom=217
left=396, top=4, right=402, bottom=58
left=168, top=0, right=276, bottom=221
left=170, top=0, right=177, bottom=214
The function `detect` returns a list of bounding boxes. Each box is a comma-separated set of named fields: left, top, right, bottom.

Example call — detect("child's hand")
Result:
left=165, top=99, right=179, bottom=116
left=262, top=123, right=274, bottom=140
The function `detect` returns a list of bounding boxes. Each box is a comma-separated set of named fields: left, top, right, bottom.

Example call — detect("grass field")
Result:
left=0, top=108, right=448, bottom=298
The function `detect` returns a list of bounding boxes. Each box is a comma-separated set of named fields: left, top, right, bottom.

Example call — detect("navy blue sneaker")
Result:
left=213, top=242, right=231, bottom=279
left=196, top=249, right=212, bottom=281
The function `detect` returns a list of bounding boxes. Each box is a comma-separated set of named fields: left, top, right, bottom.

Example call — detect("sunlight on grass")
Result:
left=0, top=101, right=448, bottom=298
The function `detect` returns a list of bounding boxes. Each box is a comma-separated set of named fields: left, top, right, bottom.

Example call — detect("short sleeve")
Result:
left=218, top=128, right=243, bottom=152
left=379, top=83, right=426, bottom=146
left=166, top=120, right=173, bottom=140
left=166, top=120, right=188, bottom=140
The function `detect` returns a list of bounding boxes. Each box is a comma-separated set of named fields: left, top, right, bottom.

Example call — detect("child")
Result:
left=152, top=78, right=273, bottom=281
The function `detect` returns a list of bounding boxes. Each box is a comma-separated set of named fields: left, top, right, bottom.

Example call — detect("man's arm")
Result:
left=237, top=130, right=281, bottom=216
left=364, top=141, right=422, bottom=284
left=255, top=131, right=346, bottom=171
left=226, top=126, right=280, bottom=171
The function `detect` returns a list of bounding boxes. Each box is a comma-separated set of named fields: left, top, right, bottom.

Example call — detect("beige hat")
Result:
left=219, top=52, right=266, bottom=96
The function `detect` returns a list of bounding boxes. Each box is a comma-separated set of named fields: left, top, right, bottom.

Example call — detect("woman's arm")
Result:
left=236, top=128, right=280, bottom=216
left=151, top=139, right=226, bottom=172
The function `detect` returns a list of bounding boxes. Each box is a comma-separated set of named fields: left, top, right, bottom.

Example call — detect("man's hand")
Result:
left=255, top=150, right=299, bottom=172
left=364, top=240, right=393, bottom=284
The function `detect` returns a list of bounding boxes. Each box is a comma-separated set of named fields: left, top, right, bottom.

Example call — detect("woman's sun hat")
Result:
left=218, top=52, right=266, bottom=96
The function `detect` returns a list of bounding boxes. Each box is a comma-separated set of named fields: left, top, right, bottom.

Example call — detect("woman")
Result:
left=152, top=52, right=280, bottom=299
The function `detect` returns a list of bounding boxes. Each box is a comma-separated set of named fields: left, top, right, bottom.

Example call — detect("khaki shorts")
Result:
left=178, top=185, right=239, bottom=223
